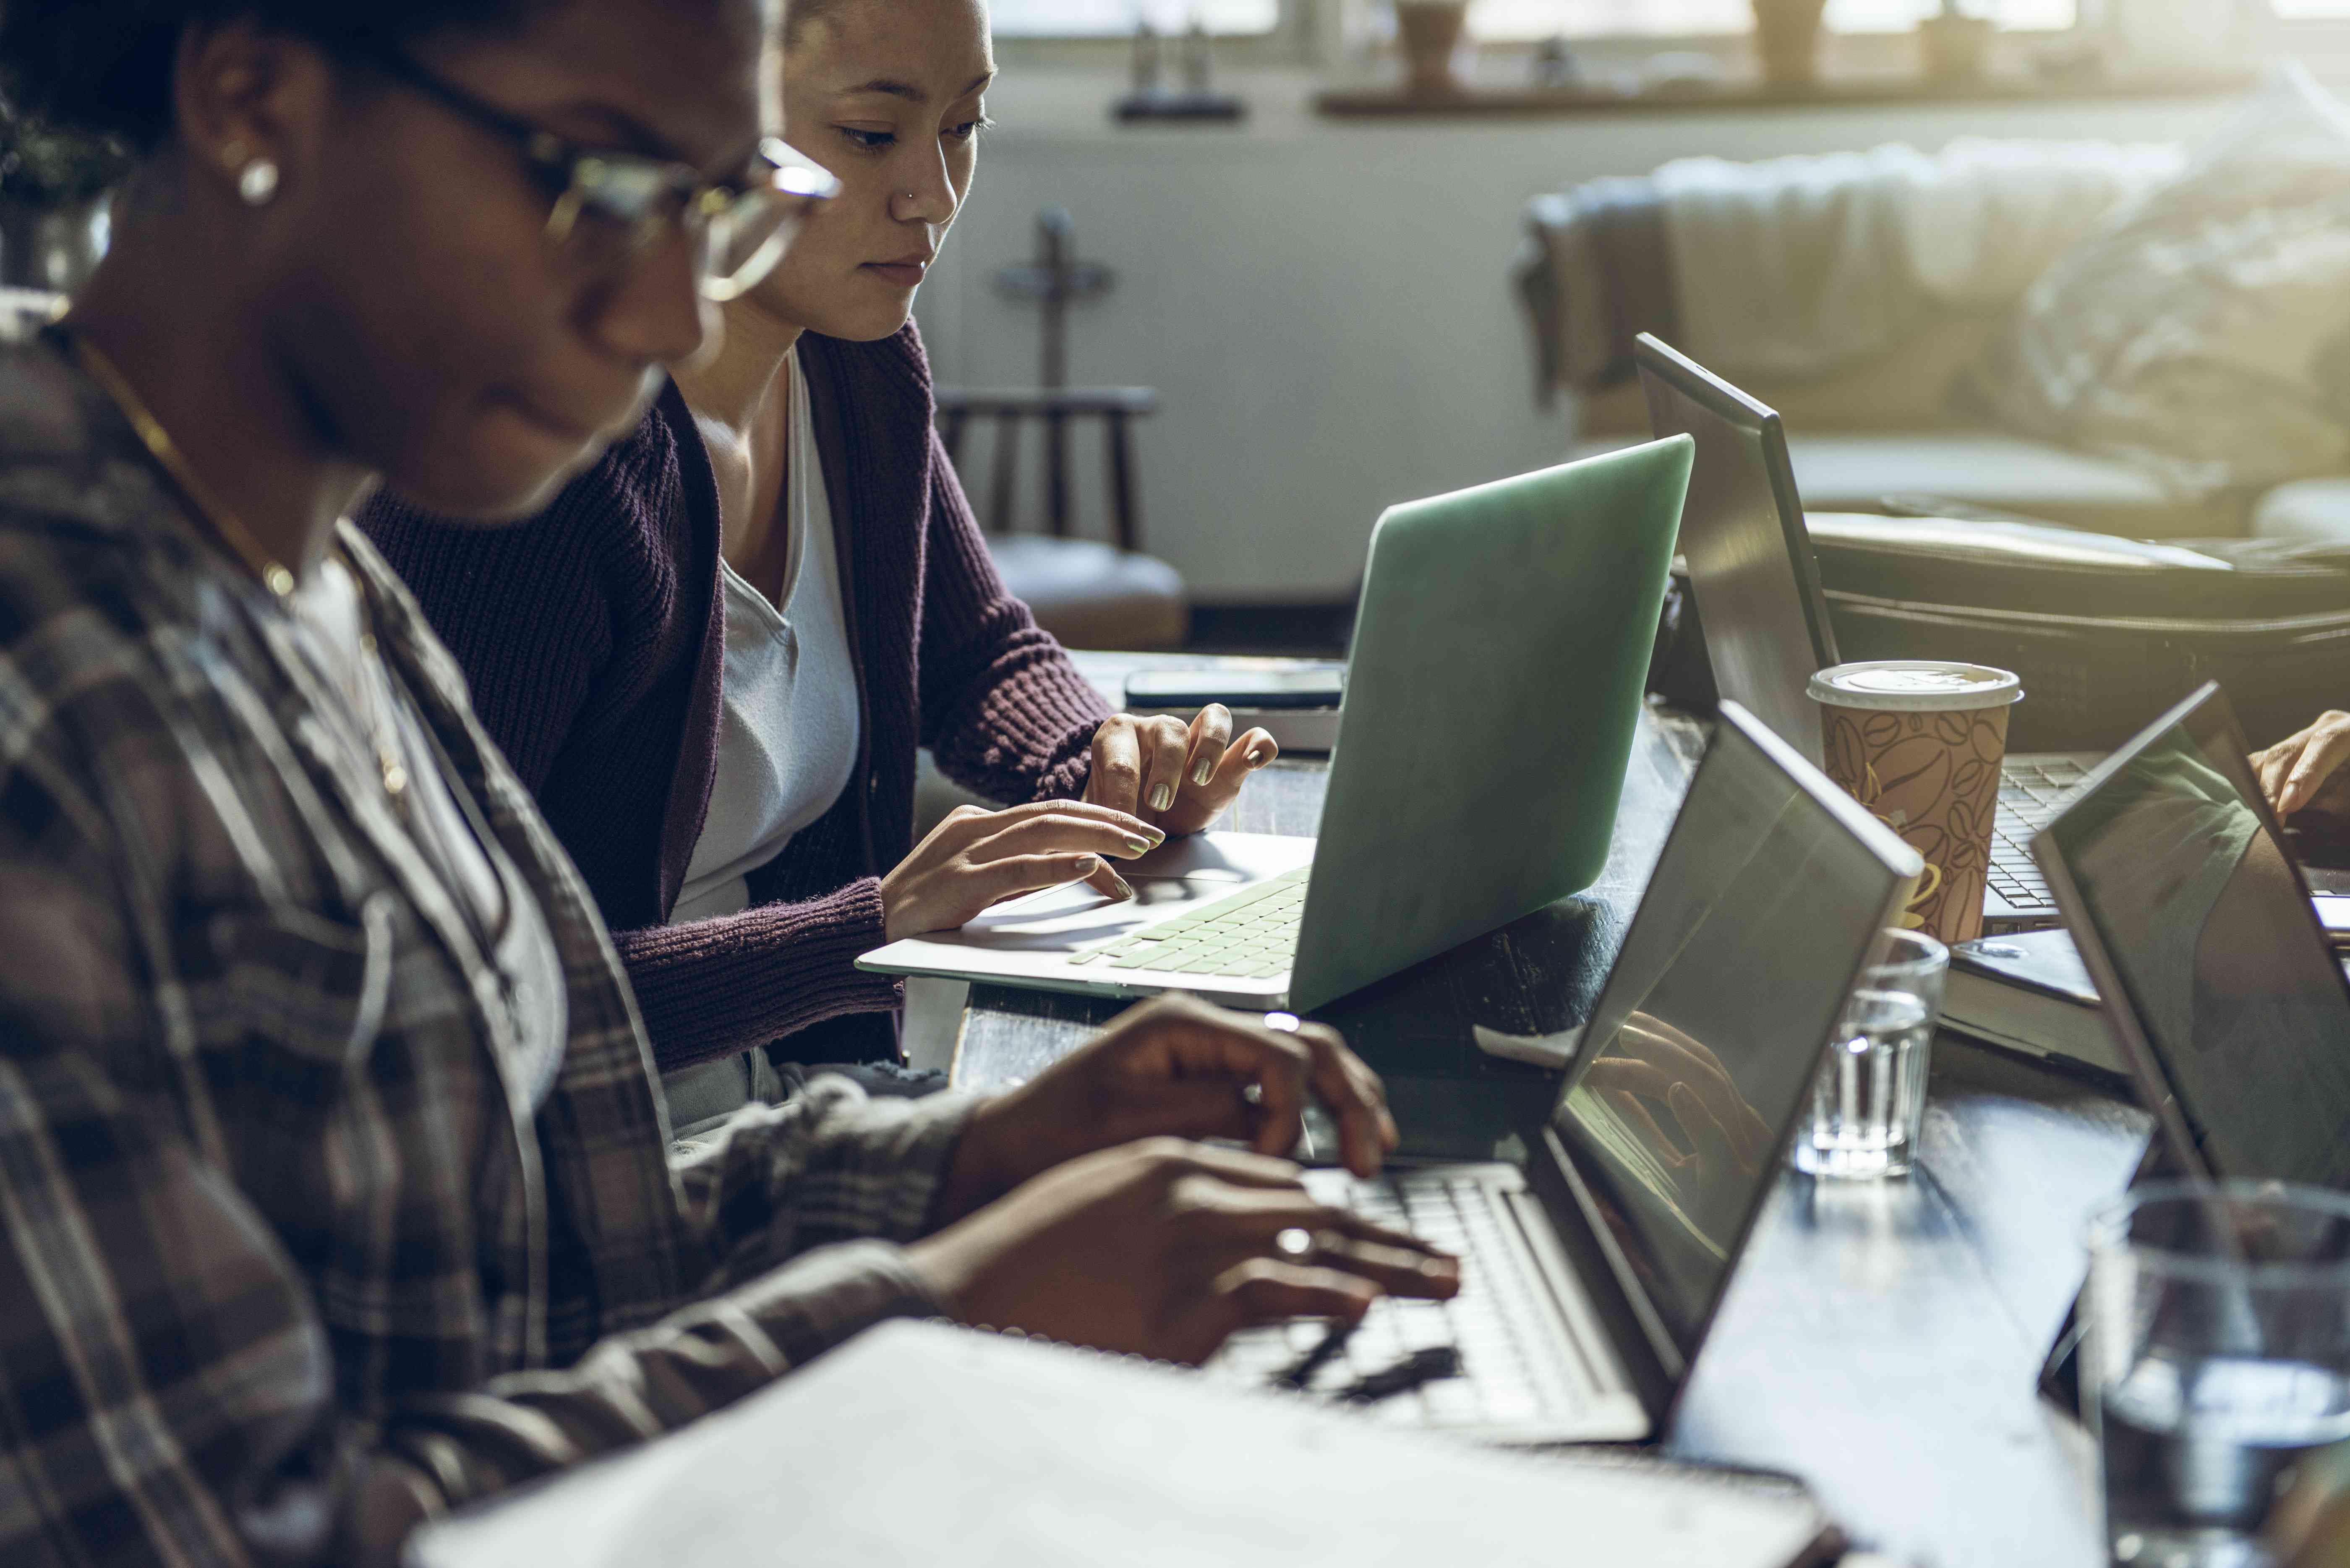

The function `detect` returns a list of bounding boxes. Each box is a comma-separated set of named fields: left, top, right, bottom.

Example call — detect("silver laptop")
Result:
left=1204, top=702, right=1922, bottom=1442
left=1634, top=333, right=2098, bottom=934
left=860, top=438, right=1695, bottom=1013
left=2034, top=682, right=2350, bottom=1190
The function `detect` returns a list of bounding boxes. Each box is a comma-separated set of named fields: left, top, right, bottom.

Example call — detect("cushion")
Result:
left=1784, top=430, right=2245, bottom=536
left=985, top=535, right=1188, bottom=652
left=1568, top=429, right=2246, bottom=537
left=2252, top=476, right=2350, bottom=546
left=1967, top=65, right=2350, bottom=501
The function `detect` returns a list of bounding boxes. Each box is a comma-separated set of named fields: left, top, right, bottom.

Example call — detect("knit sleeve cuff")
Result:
left=614, top=879, right=901, bottom=1074
left=1028, top=714, right=1100, bottom=803
left=931, top=643, right=1117, bottom=807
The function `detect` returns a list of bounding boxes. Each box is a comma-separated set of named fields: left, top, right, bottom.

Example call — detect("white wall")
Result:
left=914, top=70, right=2236, bottom=601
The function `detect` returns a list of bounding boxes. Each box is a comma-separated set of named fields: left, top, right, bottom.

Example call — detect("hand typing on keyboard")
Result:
left=909, top=1140, right=1460, bottom=1366
left=905, top=997, right=1457, bottom=1366
left=1211, top=1170, right=1557, bottom=1429
left=940, top=994, right=1403, bottom=1207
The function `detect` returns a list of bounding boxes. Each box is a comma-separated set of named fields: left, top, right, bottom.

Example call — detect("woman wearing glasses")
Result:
left=0, top=3, right=1449, bottom=1563
left=362, top=0, right=1277, bottom=1129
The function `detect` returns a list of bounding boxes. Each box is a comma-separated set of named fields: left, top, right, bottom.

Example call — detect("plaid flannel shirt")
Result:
left=0, top=335, right=979, bottom=1568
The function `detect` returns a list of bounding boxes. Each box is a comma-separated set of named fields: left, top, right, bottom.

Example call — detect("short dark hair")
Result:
left=0, top=2, right=542, bottom=151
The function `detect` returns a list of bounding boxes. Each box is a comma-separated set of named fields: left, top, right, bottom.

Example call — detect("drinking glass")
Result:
left=1792, top=928, right=1945, bottom=1180
left=2083, top=1182, right=2350, bottom=1568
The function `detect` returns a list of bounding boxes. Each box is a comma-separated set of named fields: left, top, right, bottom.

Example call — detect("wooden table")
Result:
left=949, top=689, right=2151, bottom=1567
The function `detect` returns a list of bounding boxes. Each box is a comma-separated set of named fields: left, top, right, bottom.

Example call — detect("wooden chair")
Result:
left=937, top=384, right=1189, bottom=651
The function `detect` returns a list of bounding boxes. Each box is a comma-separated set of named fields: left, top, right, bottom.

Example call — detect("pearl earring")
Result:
left=237, top=158, right=279, bottom=206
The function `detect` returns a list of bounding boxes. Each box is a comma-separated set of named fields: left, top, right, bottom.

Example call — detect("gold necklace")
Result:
left=68, top=330, right=407, bottom=801
left=336, top=550, right=411, bottom=801
left=67, top=330, right=299, bottom=600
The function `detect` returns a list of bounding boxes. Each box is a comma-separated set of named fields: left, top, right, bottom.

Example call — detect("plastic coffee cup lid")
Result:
left=1806, top=660, right=2023, bottom=711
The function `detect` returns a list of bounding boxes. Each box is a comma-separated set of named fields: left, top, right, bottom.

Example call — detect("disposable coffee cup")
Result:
left=1807, top=660, right=2024, bottom=946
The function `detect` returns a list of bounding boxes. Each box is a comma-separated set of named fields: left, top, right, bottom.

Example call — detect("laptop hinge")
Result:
left=1526, top=1126, right=1684, bottom=1427
left=1499, top=1185, right=1641, bottom=1407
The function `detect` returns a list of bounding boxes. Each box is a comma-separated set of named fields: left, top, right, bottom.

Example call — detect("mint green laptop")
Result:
left=857, top=436, right=1695, bottom=1012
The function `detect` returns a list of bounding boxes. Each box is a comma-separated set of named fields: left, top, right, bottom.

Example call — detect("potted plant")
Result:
left=1917, top=0, right=1995, bottom=79
left=1751, top=0, right=1828, bottom=83
left=0, top=100, right=127, bottom=292
left=1394, top=1, right=1470, bottom=97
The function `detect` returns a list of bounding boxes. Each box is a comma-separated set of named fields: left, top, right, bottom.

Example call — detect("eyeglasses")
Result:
left=356, top=47, right=839, bottom=302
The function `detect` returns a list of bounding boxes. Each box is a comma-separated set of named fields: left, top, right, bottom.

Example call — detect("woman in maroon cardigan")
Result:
left=362, top=0, right=1275, bottom=1119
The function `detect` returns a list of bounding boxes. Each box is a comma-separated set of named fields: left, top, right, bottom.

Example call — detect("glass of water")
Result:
left=2084, top=1182, right=2350, bottom=1568
left=1793, top=928, right=1945, bottom=1180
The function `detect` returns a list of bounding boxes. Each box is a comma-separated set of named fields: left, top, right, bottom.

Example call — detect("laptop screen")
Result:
left=1546, top=707, right=1911, bottom=1363
left=1636, top=337, right=1838, bottom=768
left=2041, top=691, right=2350, bottom=1187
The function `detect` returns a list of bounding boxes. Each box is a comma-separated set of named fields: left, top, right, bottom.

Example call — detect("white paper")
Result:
left=410, top=1320, right=1828, bottom=1568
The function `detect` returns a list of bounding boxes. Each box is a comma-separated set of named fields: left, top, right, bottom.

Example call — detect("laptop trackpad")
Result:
left=940, top=831, right=1316, bottom=953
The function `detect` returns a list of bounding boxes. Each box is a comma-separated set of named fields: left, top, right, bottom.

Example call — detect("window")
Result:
left=990, top=0, right=1282, bottom=35
left=1465, top=0, right=2073, bottom=35
left=986, top=0, right=2081, bottom=42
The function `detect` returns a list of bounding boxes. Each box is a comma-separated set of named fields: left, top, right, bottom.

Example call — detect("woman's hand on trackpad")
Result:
left=879, top=801, right=1163, bottom=939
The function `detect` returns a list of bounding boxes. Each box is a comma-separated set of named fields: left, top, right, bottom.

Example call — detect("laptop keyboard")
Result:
left=1989, top=757, right=2093, bottom=916
left=1068, top=865, right=1311, bottom=979
left=2002, top=754, right=2091, bottom=817
left=1204, top=1168, right=1574, bottom=1430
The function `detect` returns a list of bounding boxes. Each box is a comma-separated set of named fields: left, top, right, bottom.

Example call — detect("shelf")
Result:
left=1312, top=66, right=2258, bottom=117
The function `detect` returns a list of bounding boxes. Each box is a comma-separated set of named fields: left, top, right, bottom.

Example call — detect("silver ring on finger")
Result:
left=1273, top=1226, right=1317, bottom=1263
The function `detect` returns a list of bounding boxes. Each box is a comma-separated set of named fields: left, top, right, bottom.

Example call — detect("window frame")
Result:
left=982, top=0, right=2083, bottom=61
left=984, top=0, right=2350, bottom=59
left=1459, top=0, right=2078, bottom=37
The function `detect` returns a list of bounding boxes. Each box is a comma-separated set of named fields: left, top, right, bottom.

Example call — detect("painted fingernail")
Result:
left=1248, top=745, right=1271, bottom=767
left=1193, top=758, right=1216, bottom=787
left=1104, top=867, right=1136, bottom=900
left=1149, top=783, right=1175, bottom=812
left=1124, top=835, right=1154, bottom=855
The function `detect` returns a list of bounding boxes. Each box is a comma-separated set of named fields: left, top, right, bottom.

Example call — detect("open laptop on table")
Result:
left=2034, top=682, right=2350, bottom=1190
left=1201, top=702, right=1922, bottom=1442
left=859, top=438, right=1694, bottom=1014
left=1634, top=332, right=2098, bottom=934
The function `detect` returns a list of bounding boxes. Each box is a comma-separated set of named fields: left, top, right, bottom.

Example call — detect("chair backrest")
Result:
left=934, top=385, right=1158, bottom=551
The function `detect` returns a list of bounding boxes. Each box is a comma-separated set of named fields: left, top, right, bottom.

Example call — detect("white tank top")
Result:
left=671, top=347, right=861, bottom=924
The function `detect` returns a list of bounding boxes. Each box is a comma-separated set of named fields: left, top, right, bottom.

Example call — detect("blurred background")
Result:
left=914, top=0, right=2350, bottom=652
left=13, top=0, right=2349, bottom=656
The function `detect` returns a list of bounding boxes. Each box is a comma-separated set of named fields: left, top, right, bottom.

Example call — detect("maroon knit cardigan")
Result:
left=359, top=323, right=1113, bottom=1070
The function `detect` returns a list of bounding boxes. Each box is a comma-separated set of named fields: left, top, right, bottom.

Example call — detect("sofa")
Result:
left=1520, top=138, right=2350, bottom=548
